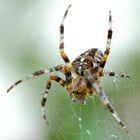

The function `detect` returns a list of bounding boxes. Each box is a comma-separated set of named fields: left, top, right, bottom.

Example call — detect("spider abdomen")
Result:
left=72, top=48, right=103, bottom=75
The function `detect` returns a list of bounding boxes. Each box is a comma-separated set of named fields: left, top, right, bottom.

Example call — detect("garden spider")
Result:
left=7, top=4, right=129, bottom=133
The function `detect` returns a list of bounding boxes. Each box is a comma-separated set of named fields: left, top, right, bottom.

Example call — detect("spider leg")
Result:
left=40, top=75, right=66, bottom=123
left=98, top=88, right=129, bottom=133
left=59, top=4, right=72, bottom=84
left=84, top=69, right=129, bottom=133
left=99, top=11, right=113, bottom=73
left=59, top=4, right=71, bottom=64
left=102, top=71, right=130, bottom=78
left=7, top=65, right=63, bottom=93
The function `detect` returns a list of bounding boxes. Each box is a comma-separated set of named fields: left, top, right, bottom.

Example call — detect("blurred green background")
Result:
left=0, top=0, right=140, bottom=140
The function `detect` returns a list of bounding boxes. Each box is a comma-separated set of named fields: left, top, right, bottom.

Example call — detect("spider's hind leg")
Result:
left=99, top=89, right=129, bottom=133
left=84, top=69, right=129, bottom=133
left=41, top=75, right=66, bottom=123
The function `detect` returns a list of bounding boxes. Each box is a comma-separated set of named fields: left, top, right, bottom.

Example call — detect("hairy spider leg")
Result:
left=99, top=88, right=129, bottom=133
left=103, top=71, right=130, bottom=78
left=7, top=65, right=63, bottom=93
left=84, top=69, right=129, bottom=133
left=59, top=4, right=72, bottom=84
left=99, top=11, right=113, bottom=74
left=41, top=75, right=66, bottom=123
left=59, top=4, right=71, bottom=63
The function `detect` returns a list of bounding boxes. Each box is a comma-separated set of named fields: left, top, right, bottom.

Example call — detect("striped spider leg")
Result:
left=41, top=75, right=66, bottom=123
left=59, top=4, right=72, bottom=83
left=7, top=65, right=68, bottom=124
left=98, top=11, right=130, bottom=79
left=98, top=11, right=113, bottom=76
left=7, top=65, right=64, bottom=93
left=84, top=69, right=129, bottom=133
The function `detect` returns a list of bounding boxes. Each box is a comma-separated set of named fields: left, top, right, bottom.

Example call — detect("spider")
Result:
left=7, top=4, right=129, bottom=133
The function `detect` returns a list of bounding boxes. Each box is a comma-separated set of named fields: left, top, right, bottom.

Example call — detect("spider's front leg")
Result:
left=59, top=4, right=72, bottom=84
left=59, top=4, right=71, bottom=64
left=84, top=69, right=129, bottom=133
left=41, top=75, right=66, bottom=123
left=99, top=11, right=113, bottom=74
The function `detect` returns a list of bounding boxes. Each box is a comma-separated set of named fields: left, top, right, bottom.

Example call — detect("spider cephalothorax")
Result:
left=7, top=4, right=130, bottom=133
